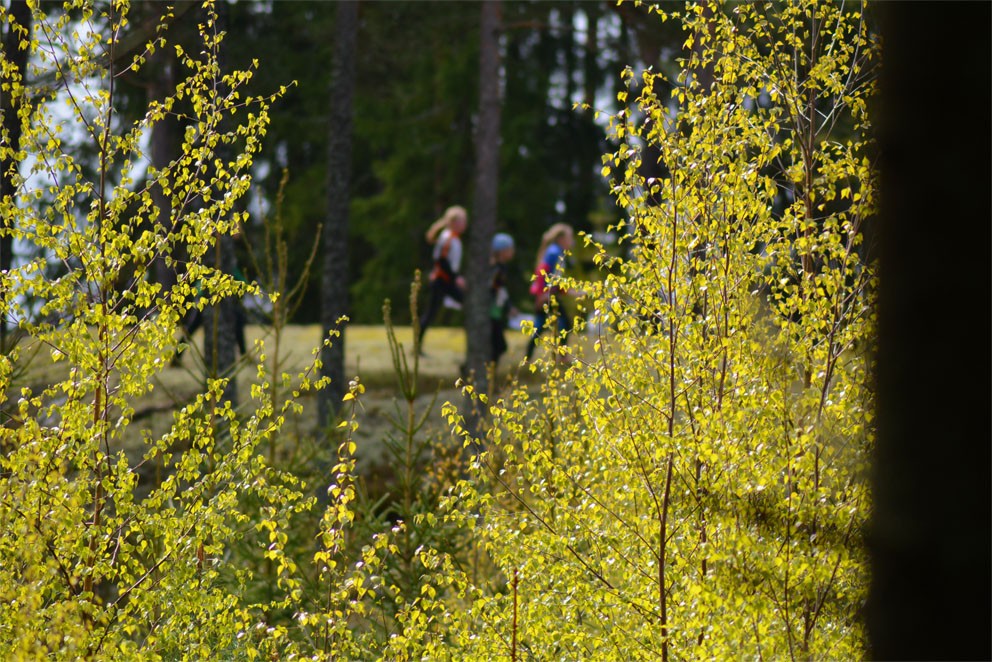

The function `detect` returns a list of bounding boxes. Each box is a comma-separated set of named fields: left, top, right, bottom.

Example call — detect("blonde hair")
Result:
left=425, top=205, right=467, bottom=244
left=535, top=222, right=573, bottom=269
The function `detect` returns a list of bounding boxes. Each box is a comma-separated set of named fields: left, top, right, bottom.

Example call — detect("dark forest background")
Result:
left=159, top=0, right=685, bottom=326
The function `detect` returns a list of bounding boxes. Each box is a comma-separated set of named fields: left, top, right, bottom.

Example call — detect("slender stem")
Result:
left=511, top=569, right=519, bottom=662
left=86, top=0, right=119, bottom=607
left=659, top=454, right=674, bottom=662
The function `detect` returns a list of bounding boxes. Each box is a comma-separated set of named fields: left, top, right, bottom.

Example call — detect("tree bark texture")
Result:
left=202, top=2, right=239, bottom=405
left=149, top=47, right=178, bottom=293
left=465, top=0, right=502, bottom=398
left=203, top=234, right=240, bottom=405
left=1, top=0, right=31, bottom=352
left=319, top=0, right=358, bottom=426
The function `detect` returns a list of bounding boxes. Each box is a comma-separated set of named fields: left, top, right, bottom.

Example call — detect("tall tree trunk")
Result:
left=582, top=3, right=600, bottom=112
left=203, top=1, right=239, bottom=404
left=464, top=0, right=502, bottom=398
left=1, top=0, right=32, bottom=353
left=868, top=3, right=991, bottom=660
left=149, top=47, right=178, bottom=293
left=204, top=235, right=240, bottom=404
left=319, top=0, right=358, bottom=427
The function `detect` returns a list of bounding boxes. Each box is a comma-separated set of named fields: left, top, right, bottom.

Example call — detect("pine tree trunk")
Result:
left=202, top=2, right=239, bottom=405
left=0, top=0, right=31, bottom=352
left=319, top=0, right=358, bottom=427
left=204, top=235, right=239, bottom=404
left=464, top=0, right=502, bottom=399
left=149, top=47, right=178, bottom=293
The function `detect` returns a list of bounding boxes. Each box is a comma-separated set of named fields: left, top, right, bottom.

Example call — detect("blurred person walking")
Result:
left=524, top=222, right=577, bottom=363
left=418, top=205, right=467, bottom=350
left=488, top=232, right=517, bottom=367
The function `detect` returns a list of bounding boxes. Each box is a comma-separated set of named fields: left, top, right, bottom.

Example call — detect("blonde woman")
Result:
left=524, top=222, right=575, bottom=362
left=418, top=205, right=468, bottom=348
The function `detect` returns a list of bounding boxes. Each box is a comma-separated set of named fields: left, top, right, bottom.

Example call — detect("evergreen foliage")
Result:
left=223, top=1, right=629, bottom=324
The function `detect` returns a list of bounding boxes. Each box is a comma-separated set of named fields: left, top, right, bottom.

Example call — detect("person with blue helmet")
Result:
left=489, top=232, right=517, bottom=366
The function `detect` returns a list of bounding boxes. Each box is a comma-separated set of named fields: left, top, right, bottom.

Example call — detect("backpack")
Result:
left=530, top=262, right=550, bottom=297
left=430, top=233, right=456, bottom=283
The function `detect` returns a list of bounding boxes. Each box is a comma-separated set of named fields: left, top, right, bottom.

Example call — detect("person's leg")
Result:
left=446, top=279, right=464, bottom=304
left=418, top=280, right=444, bottom=345
left=235, top=301, right=247, bottom=356
left=491, top=318, right=507, bottom=363
left=525, top=304, right=548, bottom=361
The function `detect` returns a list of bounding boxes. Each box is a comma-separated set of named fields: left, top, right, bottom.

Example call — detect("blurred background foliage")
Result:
left=161, top=0, right=688, bottom=324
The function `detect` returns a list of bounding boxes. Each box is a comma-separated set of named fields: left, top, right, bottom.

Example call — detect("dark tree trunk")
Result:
left=319, top=0, right=358, bottom=427
left=203, top=2, right=239, bottom=405
left=582, top=3, right=600, bottom=112
left=867, top=3, right=991, bottom=660
left=1, top=0, right=31, bottom=353
left=149, top=47, right=178, bottom=293
left=464, top=0, right=502, bottom=399
left=203, top=235, right=240, bottom=405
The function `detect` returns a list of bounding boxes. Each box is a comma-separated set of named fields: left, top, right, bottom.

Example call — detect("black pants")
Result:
left=418, top=277, right=463, bottom=345
left=491, top=318, right=508, bottom=363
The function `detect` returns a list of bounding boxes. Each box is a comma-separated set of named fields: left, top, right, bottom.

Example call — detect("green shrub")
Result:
left=441, top=2, right=878, bottom=659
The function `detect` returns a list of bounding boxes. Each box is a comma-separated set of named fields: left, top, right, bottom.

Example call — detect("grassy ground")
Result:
left=10, top=321, right=577, bottom=485
left=152, top=323, right=542, bottom=471
left=225, top=321, right=539, bottom=394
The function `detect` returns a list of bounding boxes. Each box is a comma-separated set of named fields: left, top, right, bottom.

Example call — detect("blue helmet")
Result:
left=491, top=232, right=515, bottom=253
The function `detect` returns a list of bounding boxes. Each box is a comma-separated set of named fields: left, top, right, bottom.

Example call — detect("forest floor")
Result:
left=128, top=324, right=542, bottom=474
left=12, top=321, right=584, bottom=498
